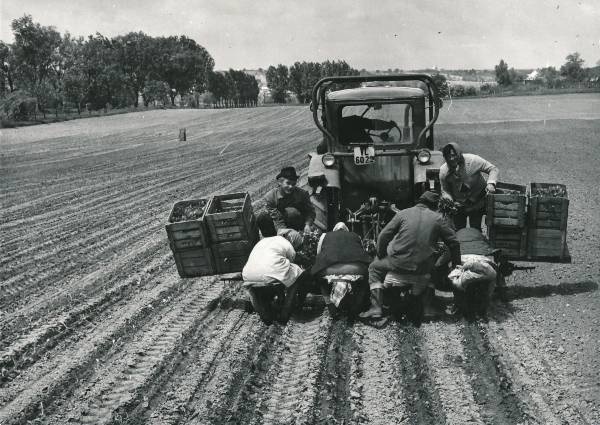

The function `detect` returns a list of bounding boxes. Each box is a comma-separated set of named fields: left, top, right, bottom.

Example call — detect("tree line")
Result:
left=495, top=53, right=600, bottom=87
left=0, top=15, right=265, bottom=121
left=265, top=60, right=359, bottom=103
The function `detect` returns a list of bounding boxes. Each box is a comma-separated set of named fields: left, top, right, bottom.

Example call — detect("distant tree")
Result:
left=494, top=59, right=512, bottom=86
left=0, top=41, right=15, bottom=94
left=155, top=36, right=214, bottom=105
left=266, top=64, right=288, bottom=103
left=538, top=66, right=560, bottom=88
left=560, top=52, right=585, bottom=81
left=10, top=15, right=62, bottom=115
left=143, top=80, right=170, bottom=106
left=431, top=73, right=449, bottom=98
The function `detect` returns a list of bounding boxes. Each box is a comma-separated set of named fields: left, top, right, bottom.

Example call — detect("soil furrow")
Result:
left=70, top=286, right=223, bottom=425
left=142, top=309, right=261, bottom=425
left=459, top=319, right=531, bottom=424
left=350, top=322, right=408, bottom=425
left=314, top=318, right=354, bottom=424
left=420, top=321, right=484, bottom=425
left=261, top=312, right=331, bottom=425
left=486, top=305, right=591, bottom=424
left=395, top=325, right=447, bottom=425
left=0, top=273, right=217, bottom=424
left=0, top=254, right=172, bottom=382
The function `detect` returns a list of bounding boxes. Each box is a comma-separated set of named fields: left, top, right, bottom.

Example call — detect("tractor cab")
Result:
left=308, top=75, right=445, bottom=241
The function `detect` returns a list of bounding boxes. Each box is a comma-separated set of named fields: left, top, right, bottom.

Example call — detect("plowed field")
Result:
left=1, top=93, right=599, bottom=424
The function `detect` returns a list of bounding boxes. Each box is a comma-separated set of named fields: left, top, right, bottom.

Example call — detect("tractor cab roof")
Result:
left=326, top=86, right=425, bottom=103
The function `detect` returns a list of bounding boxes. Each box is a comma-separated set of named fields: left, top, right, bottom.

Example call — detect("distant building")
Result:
left=526, top=70, right=540, bottom=81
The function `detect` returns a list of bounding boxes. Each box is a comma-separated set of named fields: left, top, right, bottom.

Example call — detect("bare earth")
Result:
left=1, top=93, right=599, bottom=424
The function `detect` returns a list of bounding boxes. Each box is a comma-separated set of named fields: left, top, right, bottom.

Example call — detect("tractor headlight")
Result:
left=322, top=153, right=336, bottom=167
left=417, top=149, right=431, bottom=164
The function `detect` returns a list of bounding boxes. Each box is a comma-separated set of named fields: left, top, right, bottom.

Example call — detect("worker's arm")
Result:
left=474, top=155, right=499, bottom=190
left=264, top=188, right=286, bottom=228
left=438, top=219, right=462, bottom=267
left=439, top=165, right=454, bottom=200
left=376, top=213, right=402, bottom=258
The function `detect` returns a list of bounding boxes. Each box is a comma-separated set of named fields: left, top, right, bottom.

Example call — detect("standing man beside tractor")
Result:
left=439, top=142, right=499, bottom=232
left=256, top=166, right=316, bottom=237
left=360, top=191, right=462, bottom=321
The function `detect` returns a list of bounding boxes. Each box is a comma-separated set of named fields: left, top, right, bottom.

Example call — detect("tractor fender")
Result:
left=308, top=153, right=340, bottom=189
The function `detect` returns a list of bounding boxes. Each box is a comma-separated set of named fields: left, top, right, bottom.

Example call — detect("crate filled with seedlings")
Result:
left=486, top=182, right=528, bottom=259
left=527, top=183, right=569, bottom=260
left=166, top=198, right=215, bottom=277
left=206, top=192, right=259, bottom=274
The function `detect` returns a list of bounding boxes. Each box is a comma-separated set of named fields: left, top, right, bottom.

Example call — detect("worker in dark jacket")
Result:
left=360, top=191, right=462, bottom=319
left=439, top=142, right=499, bottom=232
left=256, top=166, right=316, bottom=237
left=311, top=223, right=371, bottom=315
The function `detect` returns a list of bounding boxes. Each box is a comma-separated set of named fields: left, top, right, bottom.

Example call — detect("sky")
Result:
left=1, top=0, right=599, bottom=71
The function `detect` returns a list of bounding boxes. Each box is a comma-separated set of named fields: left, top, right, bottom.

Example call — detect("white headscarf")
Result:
left=277, top=228, right=304, bottom=250
left=333, top=222, right=349, bottom=232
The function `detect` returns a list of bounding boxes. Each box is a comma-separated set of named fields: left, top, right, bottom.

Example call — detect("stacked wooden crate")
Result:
left=165, top=199, right=216, bottom=277
left=486, top=182, right=528, bottom=259
left=205, top=192, right=259, bottom=274
left=527, top=183, right=569, bottom=261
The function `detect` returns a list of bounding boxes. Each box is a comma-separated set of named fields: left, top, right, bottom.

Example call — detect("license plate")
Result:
left=353, top=146, right=375, bottom=165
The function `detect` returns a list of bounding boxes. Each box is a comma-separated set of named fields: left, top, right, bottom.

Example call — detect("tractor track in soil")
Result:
left=1, top=103, right=598, bottom=424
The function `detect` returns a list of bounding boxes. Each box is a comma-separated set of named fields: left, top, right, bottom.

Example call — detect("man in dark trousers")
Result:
left=360, top=191, right=462, bottom=319
left=256, top=166, right=316, bottom=237
left=439, top=142, right=499, bottom=232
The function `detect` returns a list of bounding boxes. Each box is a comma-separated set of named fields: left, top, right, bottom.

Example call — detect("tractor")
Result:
left=304, top=74, right=541, bottom=320
left=307, top=74, right=443, bottom=239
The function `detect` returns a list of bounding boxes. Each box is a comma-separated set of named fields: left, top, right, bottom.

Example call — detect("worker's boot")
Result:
left=359, top=288, right=384, bottom=319
left=422, top=287, right=439, bottom=320
left=249, top=288, right=273, bottom=325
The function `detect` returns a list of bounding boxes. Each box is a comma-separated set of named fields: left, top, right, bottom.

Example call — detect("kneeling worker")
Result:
left=311, top=222, right=371, bottom=316
left=242, top=229, right=311, bottom=324
left=256, top=166, right=316, bottom=237
left=360, top=191, right=462, bottom=319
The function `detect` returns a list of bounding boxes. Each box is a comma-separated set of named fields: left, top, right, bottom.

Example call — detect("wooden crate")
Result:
left=170, top=245, right=216, bottom=278
left=528, top=183, right=569, bottom=230
left=212, top=235, right=258, bottom=274
left=486, top=182, right=527, bottom=228
left=165, top=198, right=211, bottom=250
left=488, top=226, right=527, bottom=259
left=206, top=192, right=256, bottom=242
left=527, top=228, right=567, bottom=260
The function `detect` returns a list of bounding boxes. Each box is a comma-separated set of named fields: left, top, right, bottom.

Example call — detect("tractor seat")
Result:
left=316, top=262, right=368, bottom=279
left=242, top=278, right=282, bottom=288
left=383, top=271, right=431, bottom=295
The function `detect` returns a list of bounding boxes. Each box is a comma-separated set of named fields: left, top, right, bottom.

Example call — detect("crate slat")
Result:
left=488, top=225, right=527, bottom=258
left=486, top=182, right=527, bottom=228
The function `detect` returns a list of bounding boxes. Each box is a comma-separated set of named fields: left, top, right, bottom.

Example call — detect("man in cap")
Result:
left=360, top=191, right=462, bottom=320
left=256, top=166, right=316, bottom=237
left=439, top=142, right=499, bottom=232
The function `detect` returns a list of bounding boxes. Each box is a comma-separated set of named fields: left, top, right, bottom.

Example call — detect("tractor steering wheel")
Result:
left=369, top=120, right=402, bottom=143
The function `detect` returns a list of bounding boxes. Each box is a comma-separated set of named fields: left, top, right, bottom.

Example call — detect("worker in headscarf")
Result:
left=311, top=222, right=371, bottom=316
left=242, top=228, right=311, bottom=324
left=360, top=191, right=462, bottom=320
left=439, top=142, right=499, bottom=232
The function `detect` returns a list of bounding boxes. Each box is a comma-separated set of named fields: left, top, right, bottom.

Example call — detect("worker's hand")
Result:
left=486, top=183, right=496, bottom=194
left=303, top=223, right=313, bottom=235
